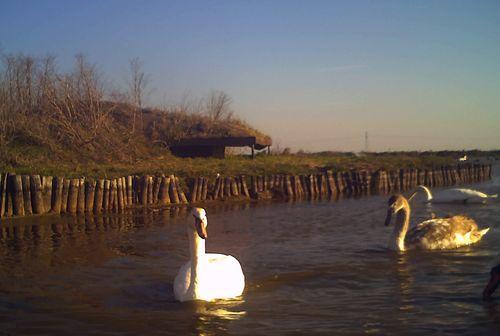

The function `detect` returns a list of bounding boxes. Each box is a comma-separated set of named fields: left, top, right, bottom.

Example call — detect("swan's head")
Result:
left=191, top=207, right=208, bottom=239
left=385, top=194, right=408, bottom=226
left=483, top=264, right=500, bottom=301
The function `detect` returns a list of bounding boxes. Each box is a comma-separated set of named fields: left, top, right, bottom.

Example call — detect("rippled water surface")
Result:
left=1, top=168, right=500, bottom=335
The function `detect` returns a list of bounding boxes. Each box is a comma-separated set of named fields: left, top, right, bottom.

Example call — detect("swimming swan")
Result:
left=174, top=208, right=245, bottom=302
left=417, top=185, right=497, bottom=204
left=384, top=194, right=489, bottom=251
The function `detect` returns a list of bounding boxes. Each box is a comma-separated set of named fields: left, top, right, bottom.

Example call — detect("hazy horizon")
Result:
left=1, top=0, right=499, bottom=152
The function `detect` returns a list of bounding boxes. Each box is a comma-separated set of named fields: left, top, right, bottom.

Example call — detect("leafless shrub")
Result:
left=0, top=52, right=114, bottom=152
left=0, top=53, right=38, bottom=147
left=204, top=90, right=233, bottom=122
left=127, top=57, right=149, bottom=133
left=40, top=54, right=114, bottom=147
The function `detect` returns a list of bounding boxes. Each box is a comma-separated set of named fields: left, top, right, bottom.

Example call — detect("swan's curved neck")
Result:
left=418, top=185, right=432, bottom=201
left=188, top=228, right=205, bottom=293
left=389, top=202, right=410, bottom=251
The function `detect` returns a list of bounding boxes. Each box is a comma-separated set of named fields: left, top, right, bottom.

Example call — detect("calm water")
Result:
left=1, top=170, right=499, bottom=335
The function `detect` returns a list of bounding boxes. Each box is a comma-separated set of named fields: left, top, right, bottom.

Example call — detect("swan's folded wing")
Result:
left=406, top=216, right=482, bottom=249
left=203, top=254, right=245, bottom=299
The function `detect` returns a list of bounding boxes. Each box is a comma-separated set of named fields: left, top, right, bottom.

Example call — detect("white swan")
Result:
left=174, top=208, right=245, bottom=302
left=384, top=194, right=489, bottom=251
left=417, top=185, right=497, bottom=204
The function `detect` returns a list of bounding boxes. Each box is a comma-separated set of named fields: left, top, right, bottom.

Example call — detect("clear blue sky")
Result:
left=1, top=0, right=499, bottom=151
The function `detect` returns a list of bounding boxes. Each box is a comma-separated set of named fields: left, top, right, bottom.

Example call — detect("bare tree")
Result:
left=128, top=57, right=149, bottom=132
left=0, top=53, right=39, bottom=147
left=41, top=54, right=113, bottom=147
left=205, top=90, right=233, bottom=122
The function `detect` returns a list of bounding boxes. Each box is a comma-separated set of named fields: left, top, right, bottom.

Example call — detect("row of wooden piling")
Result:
left=0, top=164, right=492, bottom=219
left=0, top=174, right=187, bottom=218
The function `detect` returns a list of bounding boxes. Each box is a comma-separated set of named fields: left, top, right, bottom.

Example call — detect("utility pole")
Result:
left=364, top=131, right=369, bottom=152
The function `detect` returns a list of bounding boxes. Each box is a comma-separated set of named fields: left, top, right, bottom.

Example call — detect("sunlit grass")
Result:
left=0, top=151, right=460, bottom=178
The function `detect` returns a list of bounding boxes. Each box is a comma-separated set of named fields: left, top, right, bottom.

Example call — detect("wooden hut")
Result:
left=169, top=136, right=272, bottom=158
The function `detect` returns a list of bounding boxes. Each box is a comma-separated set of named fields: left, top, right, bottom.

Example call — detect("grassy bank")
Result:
left=1, top=151, right=460, bottom=178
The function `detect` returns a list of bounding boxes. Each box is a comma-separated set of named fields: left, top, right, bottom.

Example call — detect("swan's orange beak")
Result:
left=194, top=217, right=208, bottom=240
left=483, top=274, right=500, bottom=301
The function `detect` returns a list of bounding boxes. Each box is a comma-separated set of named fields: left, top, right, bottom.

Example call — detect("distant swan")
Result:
left=483, top=264, right=500, bottom=301
left=417, top=185, right=497, bottom=204
left=174, top=208, right=245, bottom=302
left=384, top=194, right=489, bottom=251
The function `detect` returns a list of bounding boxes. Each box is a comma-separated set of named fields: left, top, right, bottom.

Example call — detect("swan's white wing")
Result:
left=174, top=254, right=245, bottom=302
left=200, top=253, right=245, bottom=301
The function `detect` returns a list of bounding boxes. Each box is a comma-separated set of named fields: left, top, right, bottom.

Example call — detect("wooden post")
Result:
left=290, top=175, right=300, bottom=199
left=0, top=173, right=7, bottom=218
left=119, top=177, right=126, bottom=207
left=224, top=177, right=231, bottom=198
left=67, top=179, right=79, bottom=214
left=159, top=176, right=171, bottom=205
left=21, top=175, right=32, bottom=215
left=237, top=176, right=248, bottom=199
left=77, top=178, right=85, bottom=213
left=42, top=176, right=53, bottom=213
left=146, top=176, right=153, bottom=204
left=84, top=179, right=96, bottom=212
left=30, top=175, right=44, bottom=214
left=8, top=174, right=25, bottom=216
left=51, top=177, right=64, bottom=214
left=93, top=179, right=104, bottom=213
left=201, top=177, right=209, bottom=200
left=256, top=176, right=263, bottom=192
left=284, top=175, right=293, bottom=199
left=305, top=174, right=316, bottom=199
left=61, top=179, right=70, bottom=213
left=213, top=177, right=222, bottom=200
left=151, top=176, right=160, bottom=204
left=196, top=177, right=204, bottom=201
left=117, top=178, right=124, bottom=211
left=230, top=178, right=239, bottom=197
left=249, top=176, right=257, bottom=198
left=169, top=175, right=180, bottom=204
left=139, top=176, right=148, bottom=206
left=126, top=176, right=134, bottom=205
left=132, top=176, right=139, bottom=204
left=102, top=180, right=110, bottom=211
left=190, top=178, right=198, bottom=203
left=112, top=179, right=118, bottom=211
left=341, top=172, right=351, bottom=195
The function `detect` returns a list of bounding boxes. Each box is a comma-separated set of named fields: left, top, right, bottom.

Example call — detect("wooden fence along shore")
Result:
left=0, top=164, right=492, bottom=220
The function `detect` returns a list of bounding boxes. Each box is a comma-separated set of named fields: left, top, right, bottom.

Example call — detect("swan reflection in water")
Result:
left=186, top=298, right=246, bottom=336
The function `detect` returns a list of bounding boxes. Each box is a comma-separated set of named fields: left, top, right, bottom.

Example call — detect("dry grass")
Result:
left=1, top=150, right=462, bottom=179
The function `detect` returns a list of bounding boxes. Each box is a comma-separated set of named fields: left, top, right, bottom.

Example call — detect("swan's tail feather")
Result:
left=488, top=194, right=498, bottom=198
left=471, top=227, right=489, bottom=244
left=478, top=227, right=490, bottom=237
